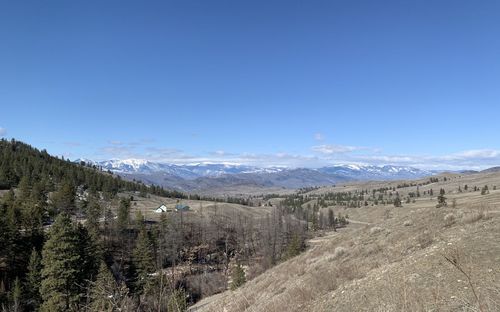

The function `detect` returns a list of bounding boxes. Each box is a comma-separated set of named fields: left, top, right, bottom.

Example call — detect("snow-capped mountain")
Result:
left=76, top=158, right=436, bottom=191
left=76, top=159, right=285, bottom=180
left=317, top=164, right=433, bottom=181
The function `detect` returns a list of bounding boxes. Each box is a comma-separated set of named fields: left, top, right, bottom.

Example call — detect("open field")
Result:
left=311, top=171, right=499, bottom=195
left=193, top=185, right=297, bottom=197
left=190, top=171, right=500, bottom=311
left=114, top=192, right=276, bottom=223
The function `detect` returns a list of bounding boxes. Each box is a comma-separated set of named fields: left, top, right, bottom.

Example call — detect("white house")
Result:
left=154, top=204, right=168, bottom=213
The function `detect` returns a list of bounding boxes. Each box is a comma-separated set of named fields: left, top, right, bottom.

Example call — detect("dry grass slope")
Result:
left=115, top=192, right=274, bottom=223
left=190, top=172, right=500, bottom=312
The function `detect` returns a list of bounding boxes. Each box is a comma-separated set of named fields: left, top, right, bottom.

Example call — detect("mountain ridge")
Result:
left=76, top=159, right=438, bottom=191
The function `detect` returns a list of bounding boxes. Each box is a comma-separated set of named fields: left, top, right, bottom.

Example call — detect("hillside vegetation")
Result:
left=191, top=172, right=500, bottom=312
left=0, top=139, right=319, bottom=311
left=0, top=139, right=183, bottom=198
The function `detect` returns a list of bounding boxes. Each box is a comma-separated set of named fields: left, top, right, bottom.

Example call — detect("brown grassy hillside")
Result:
left=114, top=192, right=275, bottom=222
left=190, top=172, right=500, bottom=311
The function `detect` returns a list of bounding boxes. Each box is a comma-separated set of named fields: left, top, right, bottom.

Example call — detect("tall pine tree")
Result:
left=133, top=226, right=155, bottom=292
left=89, top=261, right=118, bottom=312
left=50, top=180, right=76, bottom=215
left=40, top=214, right=82, bottom=312
left=25, top=248, right=42, bottom=310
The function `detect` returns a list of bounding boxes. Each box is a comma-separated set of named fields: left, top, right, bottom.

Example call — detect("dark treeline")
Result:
left=0, top=139, right=184, bottom=199
left=186, top=194, right=252, bottom=206
left=0, top=139, right=253, bottom=206
left=0, top=139, right=317, bottom=311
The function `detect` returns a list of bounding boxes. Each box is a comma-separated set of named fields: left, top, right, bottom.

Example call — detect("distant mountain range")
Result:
left=75, top=159, right=440, bottom=192
left=76, top=158, right=286, bottom=178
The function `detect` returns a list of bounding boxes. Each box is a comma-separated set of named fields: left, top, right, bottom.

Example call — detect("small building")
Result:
left=154, top=204, right=168, bottom=213
left=175, top=203, right=190, bottom=212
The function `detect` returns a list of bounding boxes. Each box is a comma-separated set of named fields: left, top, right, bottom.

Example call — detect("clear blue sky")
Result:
left=1, top=0, right=500, bottom=169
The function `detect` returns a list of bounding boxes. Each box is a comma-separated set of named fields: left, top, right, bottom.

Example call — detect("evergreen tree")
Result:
left=328, top=209, right=336, bottom=231
left=0, top=190, right=24, bottom=291
left=167, top=288, right=187, bottom=312
left=40, top=214, right=82, bottom=312
left=481, top=185, right=489, bottom=195
left=23, top=185, right=45, bottom=247
left=85, top=196, right=101, bottom=239
left=50, top=180, right=76, bottom=215
left=436, top=189, right=447, bottom=208
left=89, top=261, right=118, bottom=312
left=0, top=204, right=9, bottom=292
left=393, top=196, right=402, bottom=207
left=284, top=233, right=304, bottom=259
left=311, top=212, right=319, bottom=231
left=9, top=277, right=22, bottom=312
left=76, top=224, right=100, bottom=288
left=4, top=190, right=21, bottom=231
left=116, top=198, right=131, bottom=233
left=25, top=248, right=42, bottom=310
left=230, top=264, right=246, bottom=290
left=17, top=176, right=32, bottom=203
left=135, top=210, right=145, bottom=229
left=133, top=227, right=155, bottom=292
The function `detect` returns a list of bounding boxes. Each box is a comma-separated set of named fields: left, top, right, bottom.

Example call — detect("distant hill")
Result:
left=481, top=166, right=500, bottom=173
left=458, top=170, right=480, bottom=174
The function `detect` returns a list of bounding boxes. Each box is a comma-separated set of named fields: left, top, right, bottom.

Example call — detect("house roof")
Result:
left=175, top=203, right=189, bottom=210
left=154, top=204, right=168, bottom=212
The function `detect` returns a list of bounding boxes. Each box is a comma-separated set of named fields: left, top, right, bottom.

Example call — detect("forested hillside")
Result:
left=0, top=139, right=184, bottom=198
left=0, top=139, right=183, bottom=311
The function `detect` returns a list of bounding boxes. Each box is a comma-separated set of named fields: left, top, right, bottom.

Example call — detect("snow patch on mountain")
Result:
left=317, top=164, right=433, bottom=180
left=76, top=159, right=434, bottom=184
left=76, top=159, right=288, bottom=180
